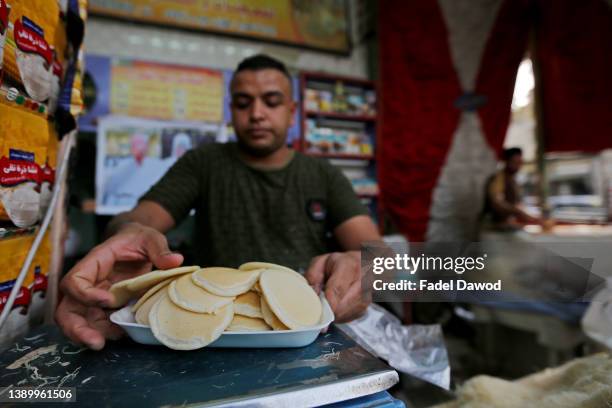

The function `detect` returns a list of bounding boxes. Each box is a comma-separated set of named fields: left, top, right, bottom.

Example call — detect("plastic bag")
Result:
left=337, top=303, right=451, bottom=389
left=582, top=277, right=612, bottom=350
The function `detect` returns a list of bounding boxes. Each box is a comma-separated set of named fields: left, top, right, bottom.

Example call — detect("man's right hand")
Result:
left=55, top=223, right=183, bottom=350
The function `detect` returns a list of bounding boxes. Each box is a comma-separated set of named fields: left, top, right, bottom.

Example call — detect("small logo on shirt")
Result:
left=307, top=199, right=327, bottom=222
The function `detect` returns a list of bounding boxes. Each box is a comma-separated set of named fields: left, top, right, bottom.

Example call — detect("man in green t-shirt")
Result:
left=56, top=54, right=381, bottom=350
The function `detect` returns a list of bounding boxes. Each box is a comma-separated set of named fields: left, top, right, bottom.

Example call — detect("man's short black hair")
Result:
left=503, top=147, right=523, bottom=161
left=233, top=54, right=292, bottom=85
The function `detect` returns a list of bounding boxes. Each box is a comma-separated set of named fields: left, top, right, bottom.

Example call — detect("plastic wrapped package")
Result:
left=337, top=303, right=450, bottom=389
left=0, top=234, right=35, bottom=347
left=0, top=231, right=51, bottom=348
left=27, top=231, right=51, bottom=327
left=0, top=104, right=49, bottom=227
left=39, top=124, right=57, bottom=220
left=0, top=0, right=85, bottom=345
left=46, top=55, right=63, bottom=115
left=0, top=0, right=66, bottom=116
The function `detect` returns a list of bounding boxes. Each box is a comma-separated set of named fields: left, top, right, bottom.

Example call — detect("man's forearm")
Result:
left=105, top=201, right=177, bottom=239
left=104, top=213, right=141, bottom=239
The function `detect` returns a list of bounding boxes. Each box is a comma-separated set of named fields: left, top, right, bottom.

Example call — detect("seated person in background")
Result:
left=482, top=147, right=546, bottom=231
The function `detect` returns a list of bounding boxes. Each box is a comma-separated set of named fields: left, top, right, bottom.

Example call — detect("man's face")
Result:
left=230, top=69, right=296, bottom=157
left=506, top=154, right=523, bottom=175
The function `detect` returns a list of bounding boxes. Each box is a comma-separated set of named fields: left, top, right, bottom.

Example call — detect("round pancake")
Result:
left=239, top=262, right=307, bottom=282
left=260, top=296, right=289, bottom=331
left=227, top=315, right=271, bottom=332
left=149, top=294, right=233, bottom=350
left=169, top=274, right=234, bottom=314
left=239, top=262, right=294, bottom=273
left=251, top=281, right=262, bottom=293
left=109, top=266, right=199, bottom=308
left=135, top=285, right=168, bottom=325
left=108, top=280, right=133, bottom=309
left=260, top=269, right=322, bottom=329
left=234, top=291, right=263, bottom=318
left=191, top=267, right=260, bottom=297
left=132, top=278, right=173, bottom=313
left=126, top=266, right=199, bottom=291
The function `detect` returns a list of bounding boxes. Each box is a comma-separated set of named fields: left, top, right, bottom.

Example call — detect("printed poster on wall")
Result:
left=80, top=55, right=301, bottom=144
left=110, top=59, right=224, bottom=122
left=96, top=116, right=221, bottom=215
left=88, top=0, right=350, bottom=53
left=79, top=55, right=225, bottom=131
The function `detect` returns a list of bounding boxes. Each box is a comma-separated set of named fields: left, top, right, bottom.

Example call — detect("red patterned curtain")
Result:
left=475, top=0, right=533, bottom=156
left=378, top=0, right=531, bottom=240
left=535, top=0, right=612, bottom=153
left=378, top=0, right=462, bottom=241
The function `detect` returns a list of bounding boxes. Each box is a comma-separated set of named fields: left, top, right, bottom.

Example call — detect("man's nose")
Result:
left=249, top=98, right=265, bottom=122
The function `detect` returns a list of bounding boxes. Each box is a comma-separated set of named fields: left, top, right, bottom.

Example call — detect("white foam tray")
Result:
left=110, top=294, right=334, bottom=348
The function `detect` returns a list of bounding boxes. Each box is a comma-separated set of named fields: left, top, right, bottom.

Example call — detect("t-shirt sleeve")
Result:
left=325, top=163, right=370, bottom=229
left=139, top=149, right=202, bottom=224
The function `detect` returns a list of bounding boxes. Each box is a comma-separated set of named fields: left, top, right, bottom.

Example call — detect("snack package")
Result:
left=0, top=0, right=66, bottom=118
left=0, top=231, right=50, bottom=346
left=46, top=54, right=64, bottom=115
left=39, top=123, right=57, bottom=220
left=0, top=233, right=35, bottom=346
left=28, top=231, right=51, bottom=326
left=0, top=103, right=48, bottom=227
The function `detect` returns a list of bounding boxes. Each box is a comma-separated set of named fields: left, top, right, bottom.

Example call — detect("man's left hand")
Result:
left=305, top=251, right=370, bottom=323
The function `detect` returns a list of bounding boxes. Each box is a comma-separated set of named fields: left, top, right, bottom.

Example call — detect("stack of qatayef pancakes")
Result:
left=109, top=262, right=323, bottom=351
left=238, top=262, right=322, bottom=331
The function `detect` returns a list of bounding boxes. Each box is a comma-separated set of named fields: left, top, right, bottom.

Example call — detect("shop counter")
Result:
left=0, top=324, right=400, bottom=407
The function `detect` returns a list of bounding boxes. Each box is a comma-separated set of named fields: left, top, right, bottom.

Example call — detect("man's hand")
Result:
left=55, top=223, right=183, bottom=350
left=304, top=251, right=370, bottom=323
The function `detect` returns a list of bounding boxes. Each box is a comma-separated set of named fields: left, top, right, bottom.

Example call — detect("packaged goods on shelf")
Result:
left=38, top=126, right=57, bottom=220
left=0, top=0, right=67, bottom=118
left=305, top=119, right=373, bottom=155
left=304, top=80, right=376, bottom=116
left=0, top=104, right=50, bottom=228
left=0, top=231, right=50, bottom=344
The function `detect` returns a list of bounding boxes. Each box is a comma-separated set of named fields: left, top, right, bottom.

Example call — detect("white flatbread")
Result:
left=135, top=285, right=168, bottom=325
left=109, top=266, right=199, bottom=308
left=126, top=266, right=199, bottom=291
left=251, top=281, right=262, bottom=293
left=260, top=296, right=288, bottom=331
left=132, top=278, right=173, bottom=313
left=260, top=269, right=322, bottom=329
left=227, top=315, right=271, bottom=332
left=169, top=274, right=234, bottom=314
left=239, top=262, right=307, bottom=283
left=234, top=291, right=263, bottom=318
left=108, top=280, right=133, bottom=309
left=149, top=294, right=233, bottom=350
left=191, top=267, right=260, bottom=297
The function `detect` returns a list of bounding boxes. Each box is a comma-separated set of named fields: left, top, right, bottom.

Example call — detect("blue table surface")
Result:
left=0, top=324, right=397, bottom=407
left=327, top=391, right=406, bottom=408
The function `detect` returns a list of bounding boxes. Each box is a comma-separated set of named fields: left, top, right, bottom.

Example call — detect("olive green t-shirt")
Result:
left=140, top=143, right=368, bottom=271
